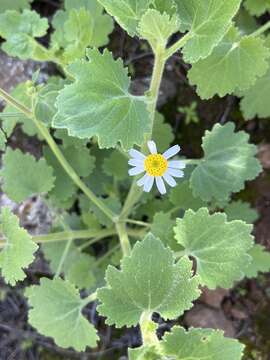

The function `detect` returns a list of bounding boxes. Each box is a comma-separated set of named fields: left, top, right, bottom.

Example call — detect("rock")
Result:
left=200, top=287, right=229, bottom=309
left=185, top=304, right=236, bottom=337
left=258, top=144, right=270, bottom=170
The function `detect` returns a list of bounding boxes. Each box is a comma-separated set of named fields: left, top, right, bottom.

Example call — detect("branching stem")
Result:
left=0, top=87, right=116, bottom=222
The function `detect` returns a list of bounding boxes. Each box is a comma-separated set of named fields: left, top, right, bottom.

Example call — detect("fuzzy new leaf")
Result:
left=188, top=27, right=270, bottom=99
left=97, top=234, right=200, bottom=327
left=175, top=0, right=241, bottom=63
left=161, top=326, right=244, bottom=359
left=53, top=49, right=150, bottom=150
left=138, top=9, right=180, bottom=50
left=97, top=0, right=152, bottom=36
left=190, top=122, right=262, bottom=202
left=0, top=10, right=48, bottom=60
left=174, top=208, right=254, bottom=289
left=1, top=148, right=55, bottom=203
left=0, top=207, right=38, bottom=285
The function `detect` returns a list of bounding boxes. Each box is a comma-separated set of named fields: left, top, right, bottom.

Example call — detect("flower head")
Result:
left=128, top=141, right=185, bottom=194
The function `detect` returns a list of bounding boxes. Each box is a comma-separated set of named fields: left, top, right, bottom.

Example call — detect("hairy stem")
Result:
left=251, top=20, right=270, bottom=38
left=120, top=46, right=167, bottom=220
left=164, top=32, right=192, bottom=60
left=116, top=222, right=132, bottom=256
left=0, top=87, right=116, bottom=222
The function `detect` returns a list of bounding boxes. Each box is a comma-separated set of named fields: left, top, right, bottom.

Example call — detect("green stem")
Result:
left=251, top=20, right=270, bottom=37
left=139, top=311, right=159, bottom=346
left=77, top=233, right=113, bottom=251
left=164, top=32, right=192, bottom=60
left=0, top=112, right=25, bottom=118
left=184, top=158, right=202, bottom=165
left=116, top=222, right=131, bottom=256
left=55, top=237, right=73, bottom=278
left=95, top=244, right=120, bottom=267
left=125, top=219, right=150, bottom=227
left=120, top=47, right=167, bottom=220
left=81, top=292, right=97, bottom=307
left=0, top=87, right=116, bottom=222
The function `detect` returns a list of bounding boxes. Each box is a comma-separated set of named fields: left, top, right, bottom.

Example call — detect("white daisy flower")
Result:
left=128, top=140, right=185, bottom=195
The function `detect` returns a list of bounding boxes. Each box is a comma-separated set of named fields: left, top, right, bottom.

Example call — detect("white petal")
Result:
left=168, top=160, right=186, bottom=169
left=155, top=176, right=166, bottom=195
left=163, top=172, right=177, bottom=187
left=163, top=145, right=180, bottom=159
left=129, top=149, right=146, bottom=160
left=143, top=176, right=154, bottom=193
left=128, top=158, right=144, bottom=167
left=128, top=166, right=145, bottom=176
left=167, top=168, right=184, bottom=178
left=137, top=173, right=149, bottom=187
left=147, top=140, right=157, bottom=154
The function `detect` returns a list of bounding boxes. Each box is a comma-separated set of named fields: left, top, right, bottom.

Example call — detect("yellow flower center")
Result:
left=144, top=154, right=168, bottom=177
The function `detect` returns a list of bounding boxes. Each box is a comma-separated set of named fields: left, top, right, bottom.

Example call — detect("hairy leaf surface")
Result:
left=188, top=26, right=270, bottom=99
left=0, top=207, right=38, bottom=285
left=174, top=208, right=254, bottom=288
left=97, top=234, right=200, bottom=327
left=175, top=0, right=241, bottom=63
left=190, top=123, right=262, bottom=202
left=53, top=49, right=150, bottom=150
left=26, top=278, right=98, bottom=351
left=161, top=326, right=244, bottom=359
left=1, top=148, right=55, bottom=202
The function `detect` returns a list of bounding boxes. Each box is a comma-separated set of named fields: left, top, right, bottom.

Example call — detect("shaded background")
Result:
left=0, top=1, right=270, bottom=359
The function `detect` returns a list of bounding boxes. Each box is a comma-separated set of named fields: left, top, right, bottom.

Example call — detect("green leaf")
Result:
left=188, top=26, right=270, bottom=99
left=169, top=180, right=205, bottom=211
left=161, top=326, right=244, bottom=359
left=175, top=0, right=241, bottom=63
left=0, top=10, right=48, bottom=60
left=1, top=148, right=55, bottom=203
left=44, top=144, right=95, bottom=205
left=190, top=122, right=262, bottom=202
left=54, top=129, right=87, bottom=149
left=0, top=129, right=7, bottom=151
left=34, top=82, right=63, bottom=125
left=129, top=345, right=162, bottom=360
left=152, top=113, right=174, bottom=152
left=43, top=242, right=96, bottom=289
left=0, top=81, right=42, bottom=138
left=151, top=212, right=180, bottom=251
left=0, top=0, right=33, bottom=13
left=0, top=207, right=38, bottom=285
left=53, top=49, right=150, bottom=150
left=26, top=277, right=98, bottom=351
left=244, top=0, right=270, bottom=16
left=98, top=0, right=151, bottom=36
left=103, top=151, right=129, bottom=181
left=240, top=65, right=270, bottom=120
left=244, top=244, right=270, bottom=279
left=51, top=1, right=113, bottom=63
left=224, top=200, right=258, bottom=223
left=89, top=197, right=121, bottom=227
left=138, top=9, right=180, bottom=50
left=174, top=208, right=254, bottom=289
left=97, top=234, right=200, bottom=327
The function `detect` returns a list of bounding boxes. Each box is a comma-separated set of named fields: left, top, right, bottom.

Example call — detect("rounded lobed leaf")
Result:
left=26, top=277, right=98, bottom=351
left=190, top=122, right=262, bottom=202
left=97, top=234, right=200, bottom=327
left=174, top=207, right=254, bottom=289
